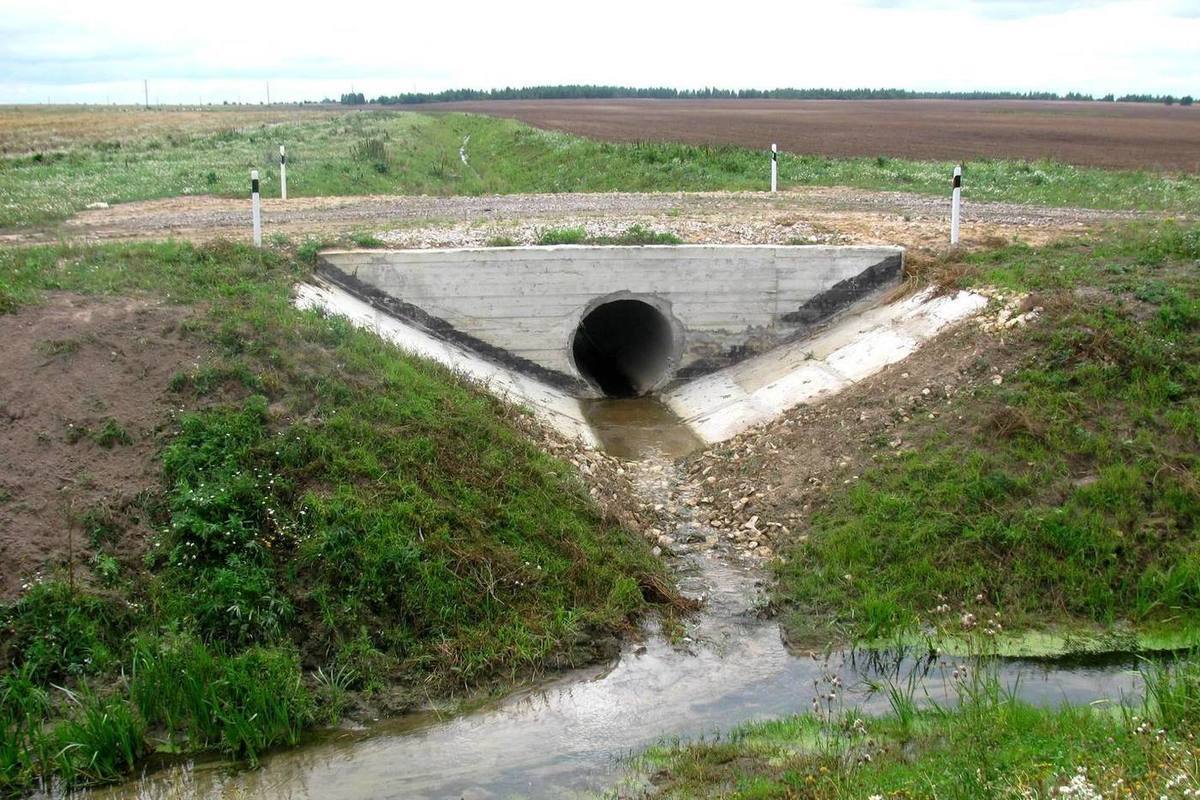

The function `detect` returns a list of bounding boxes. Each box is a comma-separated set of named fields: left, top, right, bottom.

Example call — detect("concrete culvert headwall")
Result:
left=572, top=299, right=674, bottom=397
left=315, top=244, right=905, bottom=397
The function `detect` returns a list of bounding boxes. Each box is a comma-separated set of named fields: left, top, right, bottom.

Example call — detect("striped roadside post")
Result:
left=770, top=143, right=778, bottom=193
left=251, top=169, right=262, bottom=247
left=280, top=145, right=287, bottom=201
left=950, top=165, right=962, bottom=245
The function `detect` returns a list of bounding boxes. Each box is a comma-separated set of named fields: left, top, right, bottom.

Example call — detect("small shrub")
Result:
left=92, top=419, right=132, bottom=448
left=91, top=553, right=120, bottom=587
left=605, top=224, right=683, bottom=246
left=1, top=582, right=121, bottom=681
left=485, top=235, right=518, bottom=247
left=79, top=506, right=121, bottom=548
left=181, top=559, right=293, bottom=647
left=36, top=338, right=82, bottom=357
left=168, top=362, right=263, bottom=396
left=349, top=232, right=386, bottom=248
left=537, top=227, right=587, bottom=245
left=297, top=236, right=330, bottom=265
left=350, top=137, right=389, bottom=174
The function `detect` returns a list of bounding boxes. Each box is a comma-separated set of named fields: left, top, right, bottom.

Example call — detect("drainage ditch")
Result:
left=77, top=426, right=1152, bottom=800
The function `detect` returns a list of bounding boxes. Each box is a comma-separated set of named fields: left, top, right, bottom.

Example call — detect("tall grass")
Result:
left=131, top=637, right=312, bottom=763
left=1143, top=654, right=1200, bottom=731
left=52, top=688, right=145, bottom=785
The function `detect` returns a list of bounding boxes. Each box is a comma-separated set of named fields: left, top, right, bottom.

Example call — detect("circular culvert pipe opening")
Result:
left=572, top=299, right=675, bottom=398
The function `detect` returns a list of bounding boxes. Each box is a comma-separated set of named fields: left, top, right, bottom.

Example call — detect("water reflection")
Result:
left=579, top=397, right=703, bottom=461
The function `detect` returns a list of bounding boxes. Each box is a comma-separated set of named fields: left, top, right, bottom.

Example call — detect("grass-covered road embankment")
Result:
left=1, top=110, right=1198, bottom=229
left=0, top=240, right=678, bottom=794
left=775, top=223, right=1200, bottom=654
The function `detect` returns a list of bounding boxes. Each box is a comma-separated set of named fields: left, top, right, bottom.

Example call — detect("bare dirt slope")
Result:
left=428, top=99, right=1200, bottom=172
left=0, top=295, right=205, bottom=599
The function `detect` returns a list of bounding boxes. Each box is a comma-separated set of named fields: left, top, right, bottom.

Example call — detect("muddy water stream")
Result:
left=79, top=398, right=1147, bottom=800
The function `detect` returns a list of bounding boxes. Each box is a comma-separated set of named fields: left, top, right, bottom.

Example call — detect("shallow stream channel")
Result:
left=80, top=398, right=1149, bottom=800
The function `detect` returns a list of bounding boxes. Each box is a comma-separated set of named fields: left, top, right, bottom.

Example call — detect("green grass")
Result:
left=536, top=224, right=684, bottom=246
left=632, top=655, right=1200, bottom=799
left=537, top=226, right=587, bottom=245
left=0, top=238, right=677, bottom=792
left=2, top=111, right=1197, bottom=229
left=776, top=223, right=1200, bottom=648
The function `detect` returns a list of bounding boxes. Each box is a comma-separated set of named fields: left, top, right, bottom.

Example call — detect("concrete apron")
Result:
left=663, top=288, right=988, bottom=442
left=294, top=279, right=987, bottom=449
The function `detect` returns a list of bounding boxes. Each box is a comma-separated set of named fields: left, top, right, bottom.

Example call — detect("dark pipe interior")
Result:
left=572, top=300, right=674, bottom=397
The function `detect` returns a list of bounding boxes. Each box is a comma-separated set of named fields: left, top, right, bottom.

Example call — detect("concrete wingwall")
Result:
left=317, top=244, right=904, bottom=397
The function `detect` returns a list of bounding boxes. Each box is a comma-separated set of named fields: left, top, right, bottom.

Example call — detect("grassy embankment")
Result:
left=630, top=223, right=1200, bottom=798
left=774, top=222, right=1200, bottom=655
left=1, top=109, right=1198, bottom=228
left=0, top=240, right=677, bottom=794
left=630, top=654, right=1200, bottom=799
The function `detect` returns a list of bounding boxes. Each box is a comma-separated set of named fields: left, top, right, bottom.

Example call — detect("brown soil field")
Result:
left=0, top=104, right=341, bottom=155
left=429, top=99, right=1200, bottom=172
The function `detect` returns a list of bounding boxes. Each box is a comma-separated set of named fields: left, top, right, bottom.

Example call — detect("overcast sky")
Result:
left=1, top=0, right=1197, bottom=104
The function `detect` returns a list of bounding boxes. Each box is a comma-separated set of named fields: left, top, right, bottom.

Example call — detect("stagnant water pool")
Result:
left=66, top=402, right=1150, bottom=800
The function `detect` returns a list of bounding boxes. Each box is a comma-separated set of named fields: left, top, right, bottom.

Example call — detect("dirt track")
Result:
left=428, top=99, right=1200, bottom=172
left=19, top=188, right=1170, bottom=254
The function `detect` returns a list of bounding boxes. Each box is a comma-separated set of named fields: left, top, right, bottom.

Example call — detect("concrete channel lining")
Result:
left=294, top=278, right=989, bottom=448
left=317, top=244, right=905, bottom=398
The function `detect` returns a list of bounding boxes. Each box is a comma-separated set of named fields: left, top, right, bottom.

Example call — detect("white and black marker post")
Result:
left=250, top=169, right=262, bottom=247
left=770, top=143, right=778, bottom=193
left=279, top=145, right=287, bottom=201
left=950, top=165, right=962, bottom=245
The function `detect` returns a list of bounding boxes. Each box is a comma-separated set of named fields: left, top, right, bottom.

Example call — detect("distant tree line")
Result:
left=1116, top=93, right=1193, bottom=105
left=322, top=85, right=1195, bottom=106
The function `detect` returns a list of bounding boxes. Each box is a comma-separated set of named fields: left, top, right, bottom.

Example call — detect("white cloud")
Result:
left=0, top=0, right=1195, bottom=103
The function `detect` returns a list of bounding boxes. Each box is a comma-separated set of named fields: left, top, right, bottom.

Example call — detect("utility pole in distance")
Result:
left=144, top=80, right=149, bottom=109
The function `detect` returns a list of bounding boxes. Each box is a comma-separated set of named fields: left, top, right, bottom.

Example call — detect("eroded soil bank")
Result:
left=0, top=295, right=205, bottom=599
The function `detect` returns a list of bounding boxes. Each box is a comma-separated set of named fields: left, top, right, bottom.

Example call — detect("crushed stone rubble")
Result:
left=377, top=215, right=836, bottom=249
